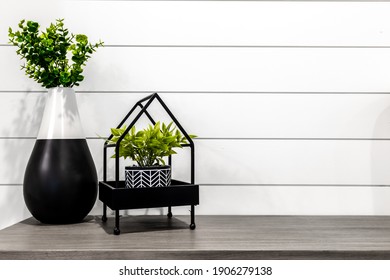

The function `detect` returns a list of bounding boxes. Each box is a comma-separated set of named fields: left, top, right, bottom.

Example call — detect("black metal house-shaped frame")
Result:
left=99, top=93, right=199, bottom=235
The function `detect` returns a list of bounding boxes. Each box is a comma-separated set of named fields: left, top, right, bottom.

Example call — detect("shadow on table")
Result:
left=19, top=215, right=189, bottom=235
left=20, top=215, right=95, bottom=226
left=94, top=215, right=189, bottom=235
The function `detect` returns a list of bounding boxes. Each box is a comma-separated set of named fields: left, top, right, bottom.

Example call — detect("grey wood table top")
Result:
left=1, top=215, right=390, bottom=259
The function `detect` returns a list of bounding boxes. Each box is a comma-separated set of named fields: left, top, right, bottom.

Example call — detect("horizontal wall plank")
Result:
left=2, top=47, right=390, bottom=92
left=2, top=92, right=390, bottom=139
left=189, top=139, right=390, bottom=185
left=85, top=182, right=390, bottom=216
left=2, top=139, right=390, bottom=185
left=92, top=185, right=390, bottom=216
left=4, top=184, right=390, bottom=224
left=196, top=185, right=390, bottom=215
left=2, top=1, right=390, bottom=46
left=0, top=185, right=30, bottom=230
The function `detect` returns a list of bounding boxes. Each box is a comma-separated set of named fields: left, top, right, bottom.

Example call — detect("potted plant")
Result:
left=108, top=122, right=196, bottom=188
left=8, top=19, right=103, bottom=224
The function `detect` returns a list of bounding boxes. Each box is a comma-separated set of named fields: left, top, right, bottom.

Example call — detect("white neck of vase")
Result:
left=37, top=87, right=85, bottom=140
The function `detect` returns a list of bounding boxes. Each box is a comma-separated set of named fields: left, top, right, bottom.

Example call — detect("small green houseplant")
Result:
left=107, top=122, right=196, bottom=188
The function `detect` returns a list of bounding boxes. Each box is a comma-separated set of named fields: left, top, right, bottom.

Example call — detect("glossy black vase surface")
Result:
left=23, top=87, right=97, bottom=224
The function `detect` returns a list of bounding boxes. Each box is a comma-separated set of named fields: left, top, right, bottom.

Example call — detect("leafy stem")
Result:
left=8, top=19, right=103, bottom=88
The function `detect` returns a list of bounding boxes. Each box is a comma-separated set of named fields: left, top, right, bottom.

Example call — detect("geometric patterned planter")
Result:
left=125, top=165, right=171, bottom=188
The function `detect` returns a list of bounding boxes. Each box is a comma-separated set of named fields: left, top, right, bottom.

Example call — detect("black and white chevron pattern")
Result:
left=125, top=166, right=171, bottom=188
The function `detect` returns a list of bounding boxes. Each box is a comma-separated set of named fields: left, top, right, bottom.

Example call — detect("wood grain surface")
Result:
left=1, top=215, right=390, bottom=260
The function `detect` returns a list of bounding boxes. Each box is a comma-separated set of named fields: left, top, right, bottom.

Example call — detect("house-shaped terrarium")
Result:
left=99, top=93, right=199, bottom=235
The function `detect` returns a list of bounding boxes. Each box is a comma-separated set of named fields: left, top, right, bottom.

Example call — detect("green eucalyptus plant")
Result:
left=108, top=122, right=196, bottom=167
left=8, top=19, right=103, bottom=88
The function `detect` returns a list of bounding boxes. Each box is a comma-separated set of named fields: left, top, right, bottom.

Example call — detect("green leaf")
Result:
left=111, top=128, right=122, bottom=136
left=75, top=34, right=88, bottom=44
left=76, top=75, right=84, bottom=82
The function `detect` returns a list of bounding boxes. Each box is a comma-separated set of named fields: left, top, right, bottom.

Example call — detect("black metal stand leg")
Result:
left=190, top=205, right=196, bottom=230
left=102, top=203, right=107, bottom=222
left=167, top=206, right=172, bottom=218
left=114, top=210, right=121, bottom=235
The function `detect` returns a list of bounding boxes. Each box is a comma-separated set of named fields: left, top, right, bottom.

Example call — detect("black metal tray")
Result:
left=99, top=180, right=199, bottom=210
left=99, top=179, right=199, bottom=235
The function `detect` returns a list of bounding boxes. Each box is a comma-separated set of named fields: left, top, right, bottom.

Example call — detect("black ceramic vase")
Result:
left=23, top=87, right=97, bottom=224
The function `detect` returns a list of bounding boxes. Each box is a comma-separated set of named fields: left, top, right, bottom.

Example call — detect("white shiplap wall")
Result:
left=1, top=0, right=390, bottom=229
